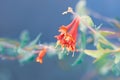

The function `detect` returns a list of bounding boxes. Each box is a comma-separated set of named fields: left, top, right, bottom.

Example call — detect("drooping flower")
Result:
left=55, top=16, right=80, bottom=52
left=36, top=48, right=47, bottom=64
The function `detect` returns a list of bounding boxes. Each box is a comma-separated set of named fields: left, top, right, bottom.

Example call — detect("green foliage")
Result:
left=0, top=45, right=5, bottom=53
left=20, top=30, right=30, bottom=48
left=18, top=34, right=41, bottom=63
left=99, top=30, right=115, bottom=37
left=112, top=63, right=120, bottom=76
left=114, top=52, right=120, bottom=64
left=0, top=0, right=120, bottom=76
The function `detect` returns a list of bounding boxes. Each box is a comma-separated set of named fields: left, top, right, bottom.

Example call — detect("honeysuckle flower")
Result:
left=55, top=16, right=80, bottom=52
left=36, top=48, right=47, bottom=64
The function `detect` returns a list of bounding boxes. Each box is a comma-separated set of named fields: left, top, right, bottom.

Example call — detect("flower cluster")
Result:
left=55, top=16, right=80, bottom=52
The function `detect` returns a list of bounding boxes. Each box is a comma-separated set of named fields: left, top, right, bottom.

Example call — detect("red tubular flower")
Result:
left=55, top=16, right=80, bottom=52
left=36, top=48, right=47, bottom=64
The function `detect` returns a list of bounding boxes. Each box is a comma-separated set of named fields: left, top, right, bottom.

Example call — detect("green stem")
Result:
left=72, top=31, right=86, bottom=66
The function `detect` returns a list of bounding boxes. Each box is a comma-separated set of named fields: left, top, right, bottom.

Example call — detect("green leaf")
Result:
left=84, top=49, right=112, bottom=61
left=95, top=40, right=114, bottom=53
left=81, top=16, right=94, bottom=27
left=96, top=42, right=103, bottom=50
left=75, top=0, right=87, bottom=15
left=0, top=45, right=5, bottom=53
left=98, top=41, right=114, bottom=50
left=84, top=50, right=101, bottom=58
left=20, top=30, right=30, bottom=47
left=0, top=38, right=19, bottom=47
left=28, top=34, right=41, bottom=46
left=72, top=52, right=85, bottom=66
left=17, top=48, right=35, bottom=63
left=112, top=63, right=120, bottom=76
left=80, top=16, right=94, bottom=32
left=99, top=30, right=115, bottom=37
left=114, top=52, right=120, bottom=64
left=95, top=55, right=113, bottom=75
left=72, top=32, right=86, bottom=66
left=58, top=51, right=67, bottom=60
left=20, top=54, right=35, bottom=64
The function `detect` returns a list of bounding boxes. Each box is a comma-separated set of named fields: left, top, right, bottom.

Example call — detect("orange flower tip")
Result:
left=36, top=58, right=43, bottom=64
left=39, top=59, right=43, bottom=64
left=58, top=26, right=67, bottom=33
left=36, top=57, right=39, bottom=62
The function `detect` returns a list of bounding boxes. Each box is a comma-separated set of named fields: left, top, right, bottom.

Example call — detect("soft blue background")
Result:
left=0, top=0, right=120, bottom=80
